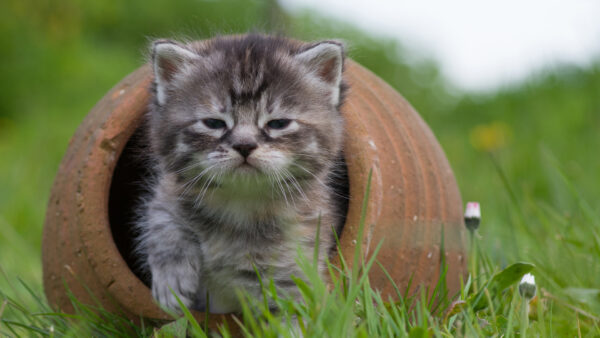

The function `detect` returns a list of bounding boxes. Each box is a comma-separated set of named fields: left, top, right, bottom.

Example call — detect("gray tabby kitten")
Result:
left=136, top=34, right=347, bottom=313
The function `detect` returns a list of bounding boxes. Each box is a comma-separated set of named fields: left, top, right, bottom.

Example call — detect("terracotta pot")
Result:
left=42, top=59, right=467, bottom=329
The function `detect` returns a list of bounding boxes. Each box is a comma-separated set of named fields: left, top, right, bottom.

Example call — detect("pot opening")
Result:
left=108, top=128, right=350, bottom=288
left=108, top=128, right=153, bottom=286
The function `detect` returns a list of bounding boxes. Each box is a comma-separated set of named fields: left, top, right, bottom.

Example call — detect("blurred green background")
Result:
left=1, top=0, right=599, bottom=321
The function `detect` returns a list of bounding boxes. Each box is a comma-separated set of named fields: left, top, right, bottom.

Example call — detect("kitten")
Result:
left=136, top=34, right=348, bottom=313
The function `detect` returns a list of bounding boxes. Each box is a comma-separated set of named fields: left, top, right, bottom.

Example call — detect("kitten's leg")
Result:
left=140, top=203, right=204, bottom=312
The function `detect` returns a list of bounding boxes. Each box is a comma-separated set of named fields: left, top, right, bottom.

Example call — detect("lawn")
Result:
left=1, top=0, right=599, bottom=336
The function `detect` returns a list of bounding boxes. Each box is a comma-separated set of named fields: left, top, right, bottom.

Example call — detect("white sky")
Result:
left=281, top=0, right=600, bottom=91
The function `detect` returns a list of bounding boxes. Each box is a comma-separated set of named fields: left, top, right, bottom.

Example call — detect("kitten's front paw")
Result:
left=151, top=266, right=200, bottom=313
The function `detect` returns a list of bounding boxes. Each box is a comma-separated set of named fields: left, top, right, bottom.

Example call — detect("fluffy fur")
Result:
left=136, top=34, right=348, bottom=313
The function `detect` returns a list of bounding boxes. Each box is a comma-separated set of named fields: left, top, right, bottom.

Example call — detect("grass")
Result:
left=1, top=167, right=599, bottom=336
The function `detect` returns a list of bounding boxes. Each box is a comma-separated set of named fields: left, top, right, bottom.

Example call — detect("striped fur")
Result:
left=136, top=34, right=348, bottom=313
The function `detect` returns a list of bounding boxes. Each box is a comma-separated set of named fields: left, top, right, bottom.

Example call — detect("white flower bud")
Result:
left=519, top=273, right=536, bottom=300
left=464, top=202, right=481, bottom=231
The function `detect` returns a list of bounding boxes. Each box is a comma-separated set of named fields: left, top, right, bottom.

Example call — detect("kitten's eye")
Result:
left=203, top=118, right=227, bottom=129
left=266, top=119, right=292, bottom=130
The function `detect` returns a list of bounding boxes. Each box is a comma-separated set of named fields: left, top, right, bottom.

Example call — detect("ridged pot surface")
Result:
left=42, top=59, right=467, bottom=328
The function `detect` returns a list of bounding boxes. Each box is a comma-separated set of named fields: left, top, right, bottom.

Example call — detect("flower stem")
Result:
left=469, top=230, right=478, bottom=291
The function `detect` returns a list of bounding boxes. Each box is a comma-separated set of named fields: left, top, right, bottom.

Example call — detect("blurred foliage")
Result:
left=0, top=0, right=599, bottom=332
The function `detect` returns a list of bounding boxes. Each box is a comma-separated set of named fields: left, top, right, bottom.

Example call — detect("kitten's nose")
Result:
left=233, top=143, right=258, bottom=158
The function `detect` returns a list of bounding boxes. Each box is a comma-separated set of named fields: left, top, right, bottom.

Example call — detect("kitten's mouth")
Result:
left=236, top=162, right=258, bottom=173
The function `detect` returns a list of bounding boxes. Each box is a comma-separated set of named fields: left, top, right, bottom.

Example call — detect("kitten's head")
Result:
left=148, top=34, right=346, bottom=197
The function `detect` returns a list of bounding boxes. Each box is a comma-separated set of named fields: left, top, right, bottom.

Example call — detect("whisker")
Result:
left=173, top=161, right=204, bottom=175
left=279, top=170, right=297, bottom=208
left=281, top=168, right=308, bottom=202
left=208, top=170, right=225, bottom=200
left=178, top=164, right=216, bottom=198
left=194, top=172, right=217, bottom=209
left=291, top=162, right=349, bottom=200
left=273, top=170, right=289, bottom=208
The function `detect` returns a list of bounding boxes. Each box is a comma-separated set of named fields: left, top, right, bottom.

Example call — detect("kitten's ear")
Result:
left=295, top=41, right=345, bottom=105
left=151, top=40, right=199, bottom=105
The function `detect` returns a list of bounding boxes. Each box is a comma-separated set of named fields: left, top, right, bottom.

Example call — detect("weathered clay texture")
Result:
left=42, top=59, right=467, bottom=329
